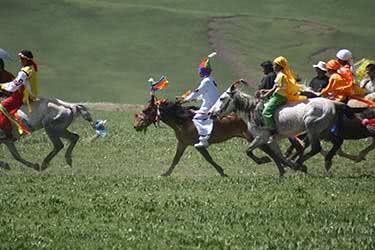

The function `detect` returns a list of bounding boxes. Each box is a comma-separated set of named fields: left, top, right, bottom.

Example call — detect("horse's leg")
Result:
left=3, top=141, right=39, bottom=170
left=41, top=130, right=64, bottom=170
left=324, top=133, right=344, bottom=173
left=246, top=135, right=291, bottom=176
left=296, top=133, right=322, bottom=172
left=161, top=141, right=187, bottom=177
left=41, top=109, right=73, bottom=170
left=285, top=134, right=305, bottom=158
left=337, top=138, right=375, bottom=162
left=246, top=149, right=271, bottom=164
left=355, top=137, right=375, bottom=160
left=0, top=160, right=10, bottom=170
left=59, top=129, right=80, bottom=167
left=195, top=147, right=227, bottom=177
left=258, top=144, right=286, bottom=177
left=246, top=135, right=268, bottom=154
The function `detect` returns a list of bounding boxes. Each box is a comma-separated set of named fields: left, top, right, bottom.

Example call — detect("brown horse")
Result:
left=133, top=95, right=296, bottom=177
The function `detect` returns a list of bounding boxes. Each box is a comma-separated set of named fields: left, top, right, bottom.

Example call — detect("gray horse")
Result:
left=211, top=80, right=351, bottom=172
left=0, top=98, right=94, bottom=171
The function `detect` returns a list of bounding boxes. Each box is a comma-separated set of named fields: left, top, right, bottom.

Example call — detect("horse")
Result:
left=211, top=80, right=354, bottom=173
left=0, top=97, right=94, bottom=171
left=285, top=99, right=375, bottom=164
left=133, top=95, right=297, bottom=177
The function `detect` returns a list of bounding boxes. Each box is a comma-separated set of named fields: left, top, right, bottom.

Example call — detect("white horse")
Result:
left=211, top=80, right=352, bottom=172
left=0, top=97, right=94, bottom=171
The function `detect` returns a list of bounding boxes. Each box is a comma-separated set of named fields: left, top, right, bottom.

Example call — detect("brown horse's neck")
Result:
left=159, top=116, right=181, bottom=131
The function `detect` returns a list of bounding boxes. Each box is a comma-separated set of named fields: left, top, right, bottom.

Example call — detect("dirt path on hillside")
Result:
left=208, top=15, right=256, bottom=83
left=207, top=15, right=337, bottom=86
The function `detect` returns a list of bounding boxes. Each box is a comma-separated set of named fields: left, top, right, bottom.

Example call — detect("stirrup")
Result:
left=194, top=141, right=209, bottom=148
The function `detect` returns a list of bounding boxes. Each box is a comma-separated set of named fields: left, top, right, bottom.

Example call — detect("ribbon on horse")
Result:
left=350, top=95, right=375, bottom=107
left=0, top=104, right=30, bottom=135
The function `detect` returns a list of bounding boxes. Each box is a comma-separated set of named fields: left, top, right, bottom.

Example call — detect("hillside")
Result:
left=1, top=0, right=374, bottom=103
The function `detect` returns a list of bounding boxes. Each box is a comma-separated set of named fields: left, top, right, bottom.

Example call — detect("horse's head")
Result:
left=76, top=104, right=94, bottom=124
left=133, top=95, right=159, bottom=132
left=211, top=79, right=244, bottom=118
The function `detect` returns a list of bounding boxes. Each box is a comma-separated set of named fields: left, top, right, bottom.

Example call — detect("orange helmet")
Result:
left=326, top=59, right=341, bottom=71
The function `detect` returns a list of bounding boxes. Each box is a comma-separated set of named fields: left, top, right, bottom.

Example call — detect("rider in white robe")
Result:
left=184, top=53, right=220, bottom=148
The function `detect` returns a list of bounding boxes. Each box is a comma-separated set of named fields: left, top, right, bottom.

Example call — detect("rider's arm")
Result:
left=321, top=74, right=339, bottom=97
left=0, top=70, right=27, bottom=92
left=262, top=84, right=277, bottom=98
left=184, top=80, right=207, bottom=102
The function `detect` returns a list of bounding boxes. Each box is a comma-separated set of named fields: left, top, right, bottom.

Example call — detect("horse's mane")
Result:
left=233, top=91, right=264, bottom=126
left=234, top=91, right=259, bottom=112
left=158, top=100, right=197, bottom=124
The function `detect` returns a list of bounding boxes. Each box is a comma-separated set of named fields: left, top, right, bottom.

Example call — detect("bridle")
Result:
left=137, top=100, right=162, bottom=128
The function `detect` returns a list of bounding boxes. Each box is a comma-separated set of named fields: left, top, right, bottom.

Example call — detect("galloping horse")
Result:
left=211, top=80, right=353, bottom=173
left=133, top=95, right=295, bottom=177
left=285, top=97, right=375, bottom=164
left=0, top=97, right=94, bottom=170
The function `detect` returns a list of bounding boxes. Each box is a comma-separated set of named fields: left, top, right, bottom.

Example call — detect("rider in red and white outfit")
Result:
left=184, top=52, right=220, bottom=148
left=0, top=50, right=38, bottom=139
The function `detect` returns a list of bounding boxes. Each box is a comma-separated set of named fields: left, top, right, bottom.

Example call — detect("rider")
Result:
left=257, top=60, right=276, bottom=91
left=309, top=61, right=329, bottom=92
left=261, top=56, right=305, bottom=132
left=0, top=49, right=38, bottom=139
left=359, top=63, right=375, bottom=95
left=0, top=58, right=14, bottom=83
left=336, top=49, right=365, bottom=96
left=320, top=59, right=353, bottom=102
left=183, top=52, right=220, bottom=148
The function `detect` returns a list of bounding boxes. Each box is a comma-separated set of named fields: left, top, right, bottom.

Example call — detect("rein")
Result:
left=350, top=95, right=375, bottom=107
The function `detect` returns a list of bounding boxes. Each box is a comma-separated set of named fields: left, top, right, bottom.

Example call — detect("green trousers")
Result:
left=262, top=92, right=287, bottom=129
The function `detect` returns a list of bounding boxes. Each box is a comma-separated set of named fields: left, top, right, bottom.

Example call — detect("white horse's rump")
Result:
left=0, top=97, right=93, bottom=171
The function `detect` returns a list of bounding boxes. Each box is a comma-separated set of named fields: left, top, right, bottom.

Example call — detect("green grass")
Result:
left=1, top=0, right=375, bottom=102
left=1, top=111, right=375, bottom=249
left=1, top=1, right=375, bottom=248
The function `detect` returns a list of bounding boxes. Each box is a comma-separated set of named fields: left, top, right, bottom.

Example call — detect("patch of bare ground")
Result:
left=84, top=102, right=143, bottom=112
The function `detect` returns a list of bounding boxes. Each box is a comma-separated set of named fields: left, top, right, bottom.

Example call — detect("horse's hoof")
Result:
left=324, top=161, right=332, bottom=173
left=260, top=156, right=272, bottom=164
left=279, top=169, right=286, bottom=177
left=221, top=173, right=228, bottom=177
left=33, top=163, right=41, bottom=171
left=40, top=163, right=49, bottom=171
left=0, top=163, right=10, bottom=170
left=160, top=172, right=170, bottom=177
left=325, top=171, right=333, bottom=177
left=301, top=165, right=308, bottom=173
left=66, top=158, right=73, bottom=167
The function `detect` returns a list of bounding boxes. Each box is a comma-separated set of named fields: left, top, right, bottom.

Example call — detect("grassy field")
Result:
left=1, top=0, right=375, bottom=248
left=1, top=0, right=375, bottom=103
left=1, top=111, right=375, bottom=249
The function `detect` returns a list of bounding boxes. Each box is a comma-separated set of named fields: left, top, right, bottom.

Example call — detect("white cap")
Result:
left=148, top=78, right=155, bottom=83
left=313, top=61, right=327, bottom=72
left=336, top=49, right=352, bottom=61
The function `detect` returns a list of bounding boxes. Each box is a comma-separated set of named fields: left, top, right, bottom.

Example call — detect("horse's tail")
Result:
left=333, top=101, right=369, bottom=120
left=54, top=99, right=94, bottom=125
left=334, top=101, right=356, bottom=119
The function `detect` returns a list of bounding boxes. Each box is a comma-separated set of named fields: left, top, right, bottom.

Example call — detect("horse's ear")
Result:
left=240, top=79, right=249, bottom=86
left=150, top=94, right=156, bottom=105
left=134, top=113, right=139, bottom=119
left=230, top=81, right=240, bottom=92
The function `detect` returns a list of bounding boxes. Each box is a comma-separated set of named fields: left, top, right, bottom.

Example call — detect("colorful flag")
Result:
left=150, top=75, right=168, bottom=91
